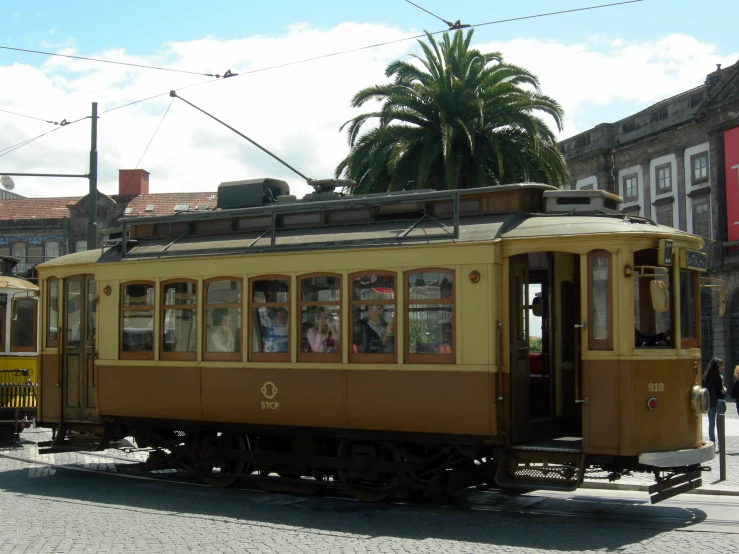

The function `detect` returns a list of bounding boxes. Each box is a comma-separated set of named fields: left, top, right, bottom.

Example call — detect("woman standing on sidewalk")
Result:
left=703, top=357, right=727, bottom=453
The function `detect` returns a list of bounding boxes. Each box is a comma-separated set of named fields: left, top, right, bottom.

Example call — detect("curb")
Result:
left=582, top=480, right=739, bottom=497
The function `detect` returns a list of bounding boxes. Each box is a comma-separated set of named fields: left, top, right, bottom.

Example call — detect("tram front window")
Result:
left=633, top=249, right=673, bottom=348
left=679, top=269, right=699, bottom=348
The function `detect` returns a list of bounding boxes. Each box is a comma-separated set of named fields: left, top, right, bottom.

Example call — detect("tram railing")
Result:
left=0, top=369, right=38, bottom=436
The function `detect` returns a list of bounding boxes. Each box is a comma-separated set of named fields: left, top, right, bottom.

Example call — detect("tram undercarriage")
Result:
left=38, top=420, right=709, bottom=504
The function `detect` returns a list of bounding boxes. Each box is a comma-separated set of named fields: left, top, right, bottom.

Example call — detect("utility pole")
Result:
left=87, top=102, right=98, bottom=250
left=0, top=101, right=99, bottom=253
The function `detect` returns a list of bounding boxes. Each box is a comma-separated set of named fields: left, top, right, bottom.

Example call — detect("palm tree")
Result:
left=335, top=30, right=569, bottom=194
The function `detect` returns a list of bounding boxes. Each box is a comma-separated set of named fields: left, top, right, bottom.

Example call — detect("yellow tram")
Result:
left=0, top=256, right=39, bottom=439
left=34, top=181, right=718, bottom=502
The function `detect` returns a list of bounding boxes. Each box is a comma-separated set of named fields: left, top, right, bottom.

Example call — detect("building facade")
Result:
left=559, top=60, right=739, bottom=375
left=0, top=169, right=217, bottom=275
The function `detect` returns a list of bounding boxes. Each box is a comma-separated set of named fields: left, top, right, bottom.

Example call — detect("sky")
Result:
left=1, top=0, right=737, bottom=200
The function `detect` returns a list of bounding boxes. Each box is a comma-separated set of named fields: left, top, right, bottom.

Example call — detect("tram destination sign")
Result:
left=684, top=249, right=707, bottom=271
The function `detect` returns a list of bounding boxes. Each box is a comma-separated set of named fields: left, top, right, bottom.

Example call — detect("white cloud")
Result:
left=1, top=26, right=737, bottom=199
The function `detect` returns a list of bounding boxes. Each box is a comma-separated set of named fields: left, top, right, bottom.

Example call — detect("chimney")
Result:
left=118, top=169, right=150, bottom=196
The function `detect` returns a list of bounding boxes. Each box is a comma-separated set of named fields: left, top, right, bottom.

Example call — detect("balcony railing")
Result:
left=9, top=256, right=58, bottom=275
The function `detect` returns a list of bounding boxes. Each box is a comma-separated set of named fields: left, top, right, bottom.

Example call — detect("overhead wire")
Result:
left=0, top=44, right=232, bottom=78
left=0, top=116, right=88, bottom=159
left=1, top=0, right=645, bottom=157
left=403, top=0, right=455, bottom=27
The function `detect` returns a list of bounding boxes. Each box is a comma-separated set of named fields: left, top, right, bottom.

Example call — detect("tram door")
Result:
left=62, top=275, right=100, bottom=422
left=509, top=254, right=530, bottom=444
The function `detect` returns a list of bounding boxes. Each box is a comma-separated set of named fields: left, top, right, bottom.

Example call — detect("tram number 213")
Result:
left=647, top=383, right=665, bottom=392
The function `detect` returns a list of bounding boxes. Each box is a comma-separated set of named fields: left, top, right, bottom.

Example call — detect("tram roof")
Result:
left=0, top=275, right=38, bottom=291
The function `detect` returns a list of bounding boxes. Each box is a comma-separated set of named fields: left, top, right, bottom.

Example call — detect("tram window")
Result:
left=633, top=249, right=673, bottom=348
left=0, top=298, right=5, bottom=352
left=680, top=270, right=699, bottom=348
left=121, top=282, right=154, bottom=359
left=10, top=298, right=37, bottom=352
left=350, top=273, right=396, bottom=363
left=299, top=274, right=341, bottom=361
left=161, top=281, right=197, bottom=360
left=405, top=270, right=454, bottom=363
left=66, top=278, right=82, bottom=350
left=204, top=278, right=242, bottom=360
left=250, top=277, right=289, bottom=361
left=47, top=279, right=59, bottom=347
left=588, top=250, right=612, bottom=350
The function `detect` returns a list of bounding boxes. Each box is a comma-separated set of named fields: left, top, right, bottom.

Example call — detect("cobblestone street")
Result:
left=2, top=423, right=739, bottom=553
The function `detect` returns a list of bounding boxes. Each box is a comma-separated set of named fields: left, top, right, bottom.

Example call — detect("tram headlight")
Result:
left=690, top=385, right=710, bottom=415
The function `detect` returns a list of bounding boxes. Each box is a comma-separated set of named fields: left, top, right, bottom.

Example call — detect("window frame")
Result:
left=249, top=275, right=290, bottom=362
left=655, top=163, right=672, bottom=194
left=46, top=278, right=59, bottom=348
left=404, top=268, right=455, bottom=365
left=44, top=240, right=60, bottom=261
left=587, top=250, right=613, bottom=350
left=679, top=269, right=700, bottom=349
left=10, top=296, right=38, bottom=352
left=0, top=300, right=5, bottom=352
left=691, top=194, right=711, bottom=238
left=654, top=202, right=674, bottom=227
left=160, top=278, right=198, bottom=361
left=298, top=272, right=342, bottom=363
left=622, top=173, right=638, bottom=202
left=203, top=277, right=243, bottom=362
left=120, top=280, right=156, bottom=360
left=349, top=271, right=397, bottom=364
left=690, top=152, right=709, bottom=185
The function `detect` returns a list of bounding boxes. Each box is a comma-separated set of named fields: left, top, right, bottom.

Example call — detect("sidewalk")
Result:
left=583, top=401, right=739, bottom=496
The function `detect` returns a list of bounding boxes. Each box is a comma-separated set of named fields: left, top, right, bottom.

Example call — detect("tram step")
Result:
left=494, top=450, right=585, bottom=492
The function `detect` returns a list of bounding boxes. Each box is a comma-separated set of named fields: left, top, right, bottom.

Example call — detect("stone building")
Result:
left=559, top=59, right=739, bottom=374
left=0, top=169, right=217, bottom=274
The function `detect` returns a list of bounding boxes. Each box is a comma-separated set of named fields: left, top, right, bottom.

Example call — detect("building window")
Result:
left=75, top=240, right=88, bottom=253
left=299, top=274, right=341, bottom=362
left=691, top=153, right=708, bottom=184
left=11, top=242, right=26, bottom=263
left=250, top=277, right=289, bottom=361
left=655, top=203, right=674, bottom=227
left=622, top=174, right=638, bottom=201
left=204, top=278, right=242, bottom=361
left=47, top=279, right=59, bottom=348
left=655, top=163, right=672, bottom=193
left=44, top=241, right=60, bottom=261
left=350, top=272, right=396, bottom=363
left=161, top=280, right=197, bottom=360
left=692, top=196, right=711, bottom=238
left=405, top=269, right=454, bottom=363
left=121, top=282, right=155, bottom=359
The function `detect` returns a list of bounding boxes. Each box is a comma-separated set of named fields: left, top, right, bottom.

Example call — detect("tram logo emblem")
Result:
left=261, top=381, right=278, bottom=400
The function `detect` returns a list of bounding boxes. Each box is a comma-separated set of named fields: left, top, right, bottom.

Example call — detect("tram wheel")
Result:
left=193, top=431, right=249, bottom=488
left=337, top=440, right=400, bottom=502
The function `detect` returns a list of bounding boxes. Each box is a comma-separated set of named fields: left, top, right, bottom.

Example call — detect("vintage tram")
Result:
left=0, top=256, right=39, bottom=439
left=34, top=181, right=717, bottom=503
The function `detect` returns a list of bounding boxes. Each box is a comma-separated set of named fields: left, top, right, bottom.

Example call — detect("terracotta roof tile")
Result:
left=112, top=192, right=219, bottom=217
left=0, top=197, right=82, bottom=221
left=0, top=192, right=220, bottom=221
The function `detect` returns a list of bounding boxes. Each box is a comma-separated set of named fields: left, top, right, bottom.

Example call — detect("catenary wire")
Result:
left=2, top=1, right=644, bottom=156
left=132, top=98, right=175, bottom=170
left=403, top=0, right=454, bottom=27
left=0, top=108, right=58, bottom=125
left=0, top=44, right=226, bottom=78
left=0, top=116, right=88, bottom=159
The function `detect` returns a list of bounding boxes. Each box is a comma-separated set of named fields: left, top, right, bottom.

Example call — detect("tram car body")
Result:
left=0, top=256, right=39, bottom=439
left=35, top=182, right=715, bottom=502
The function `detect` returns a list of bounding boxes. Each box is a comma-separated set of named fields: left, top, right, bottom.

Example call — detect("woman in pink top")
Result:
left=307, top=307, right=339, bottom=353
